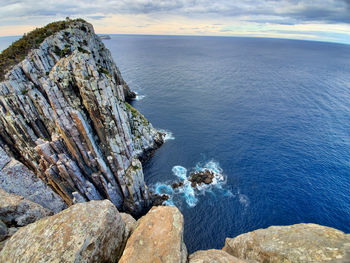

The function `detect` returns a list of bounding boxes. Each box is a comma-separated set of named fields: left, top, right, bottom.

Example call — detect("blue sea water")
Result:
left=102, top=35, right=350, bottom=253
left=2, top=35, right=350, bottom=253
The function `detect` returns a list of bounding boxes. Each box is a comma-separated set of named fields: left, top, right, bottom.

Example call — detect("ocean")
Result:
left=2, top=34, right=350, bottom=253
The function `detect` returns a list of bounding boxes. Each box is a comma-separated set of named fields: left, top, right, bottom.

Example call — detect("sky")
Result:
left=1, top=0, right=350, bottom=44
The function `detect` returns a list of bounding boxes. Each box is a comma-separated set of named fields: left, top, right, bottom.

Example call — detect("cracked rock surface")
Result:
left=223, top=223, right=350, bottom=263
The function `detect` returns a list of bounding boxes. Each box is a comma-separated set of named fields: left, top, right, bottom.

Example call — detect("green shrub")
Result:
left=77, top=47, right=90, bottom=54
left=97, top=67, right=111, bottom=78
left=0, top=18, right=87, bottom=81
left=21, top=88, right=28, bottom=95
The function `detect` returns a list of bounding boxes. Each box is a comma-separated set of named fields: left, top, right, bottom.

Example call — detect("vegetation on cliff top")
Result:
left=0, top=18, right=86, bottom=81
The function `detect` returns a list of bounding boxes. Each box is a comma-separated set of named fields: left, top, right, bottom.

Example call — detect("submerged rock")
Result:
left=171, top=181, right=184, bottom=189
left=189, top=169, right=215, bottom=187
left=119, top=206, right=187, bottom=263
left=0, top=200, right=126, bottom=263
left=0, top=188, right=52, bottom=227
left=189, top=249, right=249, bottom=263
left=223, top=223, right=350, bottom=263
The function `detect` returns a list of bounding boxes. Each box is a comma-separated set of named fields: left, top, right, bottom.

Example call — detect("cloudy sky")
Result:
left=1, top=0, right=350, bottom=44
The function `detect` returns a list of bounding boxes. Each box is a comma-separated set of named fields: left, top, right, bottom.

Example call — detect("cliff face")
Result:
left=0, top=20, right=163, bottom=215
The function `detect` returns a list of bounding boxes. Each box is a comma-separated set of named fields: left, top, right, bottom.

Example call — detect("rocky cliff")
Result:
left=0, top=19, right=163, bottom=215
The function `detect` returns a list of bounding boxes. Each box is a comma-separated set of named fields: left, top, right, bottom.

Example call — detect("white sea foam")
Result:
left=135, top=94, right=145, bottom=101
left=238, top=190, right=250, bottom=207
left=152, top=160, right=230, bottom=208
left=131, top=91, right=146, bottom=101
left=159, top=129, right=175, bottom=141
left=154, top=183, right=175, bottom=206
left=172, top=166, right=187, bottom=180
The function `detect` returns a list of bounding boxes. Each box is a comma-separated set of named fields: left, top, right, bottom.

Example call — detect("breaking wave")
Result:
left=153, top=160, right=228, bottom=208
left=159, top=129, right=175, bottom=141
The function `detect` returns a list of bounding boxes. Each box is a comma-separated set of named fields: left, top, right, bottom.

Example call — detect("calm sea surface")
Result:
left=2, top=35, right=350, bottom=253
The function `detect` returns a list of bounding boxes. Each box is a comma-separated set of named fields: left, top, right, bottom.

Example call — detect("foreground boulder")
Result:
left=0, top=200, right=126, bottom=263
left=119, top=206, right=187, bottom=263
left=0, top=188, right=52, bottom=227
left=223, top=223, right=350, bottom=263
left=189, top=249, right=249, bottom=263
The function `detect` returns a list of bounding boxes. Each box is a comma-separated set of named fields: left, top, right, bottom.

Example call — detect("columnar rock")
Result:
left=0, top=188, right=52, bottom=227
left=0, top=20, right=163, bottom=214
left=119, top=206, right=187, bottom=263
left=0, top=200, right=127, bottom=263
left=189, top=249, right=249, bottom=263
left=223, top=223, right=350, bottom=263
left=0, top=146, right=66, bottom=213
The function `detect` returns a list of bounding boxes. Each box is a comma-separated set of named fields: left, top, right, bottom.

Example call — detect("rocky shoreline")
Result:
left=0, top=19, right=349, bottom=262
left=1, top=192, right=349, bottom=262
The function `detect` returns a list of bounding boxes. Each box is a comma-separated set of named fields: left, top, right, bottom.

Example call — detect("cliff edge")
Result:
left=0, top=19, right=163, bottom=215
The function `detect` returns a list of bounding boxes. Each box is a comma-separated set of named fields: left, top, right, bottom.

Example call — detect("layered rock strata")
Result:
left=0, top=146, right=66, bottom=213
left=0, top=20, right=163, bottom=215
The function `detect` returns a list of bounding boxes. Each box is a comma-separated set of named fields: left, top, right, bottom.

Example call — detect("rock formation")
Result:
left=0, top=200, right=127, bottom=263
left=0, top=197, right=349, bottom=262
left=0, top=146, right=66, bottom=213
left=223, top=223, right=350, bottom=263
left=0, top=19, right=163, bottom=215
left=0, top=188, right=52, bottom=228
left=119, top=206, right=188, bottom=263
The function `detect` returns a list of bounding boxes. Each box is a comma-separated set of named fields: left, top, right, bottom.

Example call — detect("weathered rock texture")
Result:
left=0, top=20, right=163, bottom=214
left=119, top=206, right=187, bottom=263
left=0, top=188, right=52, bottom=228
left=0, top=200, right=126, bottom=263
left=120, top=212, right=136, bottom=239
left=223, top=223, right=350, bottom=263
left=0, top=220, right=7, bottom=242
left=0, top=146, right=66, bottom=213
left=189, top=249, right=249, bottom=263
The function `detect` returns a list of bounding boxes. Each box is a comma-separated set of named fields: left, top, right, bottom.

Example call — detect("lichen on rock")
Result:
left=119, top=206, right=187, bottom=263
left=0, top=200, right=127, bottom=263
left=223, top=223, right=350, bottom=263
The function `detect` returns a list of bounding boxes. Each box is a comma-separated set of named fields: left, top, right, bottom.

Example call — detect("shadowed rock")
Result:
left=120, top=212, right=136, bottom=239
left=0, top=146, right=66, bottom=213
left=0, top=188, right=52, bottom=228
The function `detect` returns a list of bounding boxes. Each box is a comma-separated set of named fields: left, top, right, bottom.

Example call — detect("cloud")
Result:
left=87, top=15, right=107, bottom=20
left=1, top=0, right=350, bottom=44
left=1, top=0, right=350, bottom=24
